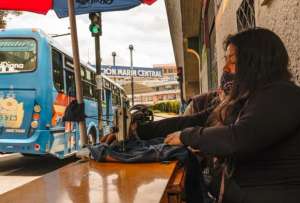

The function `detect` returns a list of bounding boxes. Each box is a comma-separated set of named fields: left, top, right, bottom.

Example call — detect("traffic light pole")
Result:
left=94, top=14, right=103, bottom=139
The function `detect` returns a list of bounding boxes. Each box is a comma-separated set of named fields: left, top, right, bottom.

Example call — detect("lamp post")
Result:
left=129, top=45, right=134, bottom=106
left=112, top=51, right=116, bottom=66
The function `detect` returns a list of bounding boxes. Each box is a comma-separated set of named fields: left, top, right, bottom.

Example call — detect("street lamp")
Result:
left=129, top=44, right=134, bottom=106
left=112, top=51, right=117, bottom=66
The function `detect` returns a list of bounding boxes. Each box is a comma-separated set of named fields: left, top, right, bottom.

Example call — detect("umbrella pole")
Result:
left=67, top=0, right=88, bottom=147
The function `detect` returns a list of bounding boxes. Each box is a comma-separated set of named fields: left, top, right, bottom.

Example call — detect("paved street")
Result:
left=0, top=153, right=77, bottom=195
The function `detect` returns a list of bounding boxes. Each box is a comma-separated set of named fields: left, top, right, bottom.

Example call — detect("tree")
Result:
left=0, top=11, right=22, bottom=29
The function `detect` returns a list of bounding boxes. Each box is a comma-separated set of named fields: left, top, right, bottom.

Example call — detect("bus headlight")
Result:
left=31, top=121, right=39, bottom=129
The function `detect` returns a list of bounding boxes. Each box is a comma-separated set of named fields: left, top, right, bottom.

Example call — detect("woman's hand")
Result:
left=164, top=131, right=183, bottom=146
left=100, top=133, right=116, bottom=145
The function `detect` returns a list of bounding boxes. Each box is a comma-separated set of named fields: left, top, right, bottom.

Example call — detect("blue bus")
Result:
left=0, top=28, right=126, bottom=159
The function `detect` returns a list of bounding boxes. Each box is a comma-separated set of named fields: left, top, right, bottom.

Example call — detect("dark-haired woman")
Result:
left=165, top=28, right=300, bottom=203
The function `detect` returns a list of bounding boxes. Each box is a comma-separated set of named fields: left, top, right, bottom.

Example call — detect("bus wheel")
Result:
left=88, top=133, right=97, bottom=145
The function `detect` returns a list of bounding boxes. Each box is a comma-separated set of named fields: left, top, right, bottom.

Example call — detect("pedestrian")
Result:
left=165, top=28, right=300, bottom=203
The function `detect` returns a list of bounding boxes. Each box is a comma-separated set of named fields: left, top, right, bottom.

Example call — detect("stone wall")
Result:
left=164, top=0, right=186, bottom=95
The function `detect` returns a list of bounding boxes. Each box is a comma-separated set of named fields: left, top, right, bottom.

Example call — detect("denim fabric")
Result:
left=90, top=137, right=188, bottom=163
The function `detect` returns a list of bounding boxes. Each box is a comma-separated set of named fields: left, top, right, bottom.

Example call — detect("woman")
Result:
left=165, top=28, right=300, bottom=203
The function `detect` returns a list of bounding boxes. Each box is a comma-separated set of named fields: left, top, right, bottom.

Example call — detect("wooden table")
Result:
left=0, top=161, right=178, bottom=203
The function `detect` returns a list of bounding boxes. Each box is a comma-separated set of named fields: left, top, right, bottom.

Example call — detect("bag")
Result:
left=62, top=100, right=86, bottom=122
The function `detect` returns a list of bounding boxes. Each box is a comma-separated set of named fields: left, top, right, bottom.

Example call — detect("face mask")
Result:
left=220, top=72, right=235, bottom=95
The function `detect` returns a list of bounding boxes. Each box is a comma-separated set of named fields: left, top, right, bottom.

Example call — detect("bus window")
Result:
left=65, top=70, right=76, bottom=97
left=91, top=72, right=96, bottom=85
left=82, top=68, right=96, bottom=100
left=80, top=66, right=86, bottom=78
left=0, top=38, right=37, bottom=73
left=86, top=70, right=92, bottom=82
left=112, top=94, right=121, bottom=106
left=52, top=49, right=64, bottom=92
left=83, top=81, right=95, bottom=99
left=65, top=57, right=73, bottom=70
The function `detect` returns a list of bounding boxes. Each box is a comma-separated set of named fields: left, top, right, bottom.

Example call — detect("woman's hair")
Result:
left=216, top=28, right=291, bottom=124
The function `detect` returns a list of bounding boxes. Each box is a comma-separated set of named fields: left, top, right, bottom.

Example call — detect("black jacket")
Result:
left=180, top=81, right=300, bottom=203
left=137, top=91, right=218, bottom=140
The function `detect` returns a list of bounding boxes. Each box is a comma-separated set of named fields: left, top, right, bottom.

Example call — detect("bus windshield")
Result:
left=0, top=38, right=37, bottom=74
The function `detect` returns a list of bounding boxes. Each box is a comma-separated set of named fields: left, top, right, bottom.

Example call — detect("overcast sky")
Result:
left=6, top=0, right=175, bottom=68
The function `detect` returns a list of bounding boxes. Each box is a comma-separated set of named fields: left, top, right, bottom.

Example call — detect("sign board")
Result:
left=100, top=65, right=163, bottom=78
left=54, top=0, right=141, bottom=18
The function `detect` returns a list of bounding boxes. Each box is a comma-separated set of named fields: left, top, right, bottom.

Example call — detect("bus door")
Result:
left=102, top=80, right=113, bottom=135
left=64, top=66, right=77, bottom=153
left=105, top=90, right=112, bottom=127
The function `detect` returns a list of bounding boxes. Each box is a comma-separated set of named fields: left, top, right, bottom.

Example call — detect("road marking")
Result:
left=0, top=153, right=18, bottom=158
left=0, top=176, right=40, bottom=195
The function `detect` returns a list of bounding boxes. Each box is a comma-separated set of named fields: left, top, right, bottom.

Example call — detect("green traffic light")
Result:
left=92, top=26, right=99, bottom=33
left=89, top=24, right=101, bottom=34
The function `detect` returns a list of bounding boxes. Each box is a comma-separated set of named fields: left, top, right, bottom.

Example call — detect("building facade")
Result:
left=130, top=81, right=180, bottom=105
left=127, top=64, right=180, bottom=105
left=165, top=0, right=300, bottom=101
left=215, top=0, right=300, bottom=84
left=99, top=63, right=180, bottom=105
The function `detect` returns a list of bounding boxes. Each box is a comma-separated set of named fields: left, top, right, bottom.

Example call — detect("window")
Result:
left=86, top=70, right=92, bottom=81
left=0, top=38, right=37, bottom=73
left=65, top=70, right=76, bottom=97
left=65, top=57, right=74, bottom=70
left=205, top=0, right=218, bottom=90
left=236, top=0, right=256, bottom=31
left=77, top=65, right=97, bottom=100
left=208, top=25, right=218, bottom=89
left=112, top=94, right=121, bottom=106
left=52, top=49, right=64, bottom=92
left=80, top=66, right=86, bottom=78
left=84, top=83, right=96, bottom=99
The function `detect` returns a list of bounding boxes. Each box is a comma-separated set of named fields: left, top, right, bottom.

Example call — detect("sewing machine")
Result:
left=114, top=96, right=131, bottom=150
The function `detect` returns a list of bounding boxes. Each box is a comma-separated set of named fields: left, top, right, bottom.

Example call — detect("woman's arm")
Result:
left=137, top=106, right=214, bottom=140
left=179, top=83, right=300, bottom=157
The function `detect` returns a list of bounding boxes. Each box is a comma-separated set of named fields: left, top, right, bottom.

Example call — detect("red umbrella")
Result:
left=143, top=0, right=157, bottom=5
left=0, top=0, right=53, bottom=14
left=0, top=0, right=156, bottom=16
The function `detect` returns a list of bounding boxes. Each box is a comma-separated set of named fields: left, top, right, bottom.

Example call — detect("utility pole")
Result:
left=129, top=44, right=134, bottom=106
left=67, top=0, right=87, bottom=146
left=89, top=12, right=103, bottom=139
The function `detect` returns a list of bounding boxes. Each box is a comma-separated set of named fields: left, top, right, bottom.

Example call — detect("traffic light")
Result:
left=177, top=66, right=183, bottom=82
left=89, top=12, right=102, bottom=36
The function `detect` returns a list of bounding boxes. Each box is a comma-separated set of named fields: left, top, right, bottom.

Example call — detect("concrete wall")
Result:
left=215, top=0, right=300, bottom=85
left=164, top=0, right=184, bottom=69
left=255, top=0, right=300, bottom=84
left=164, top=0, right=186, bottom=95
left=165, top=0, right=203, bottom=100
